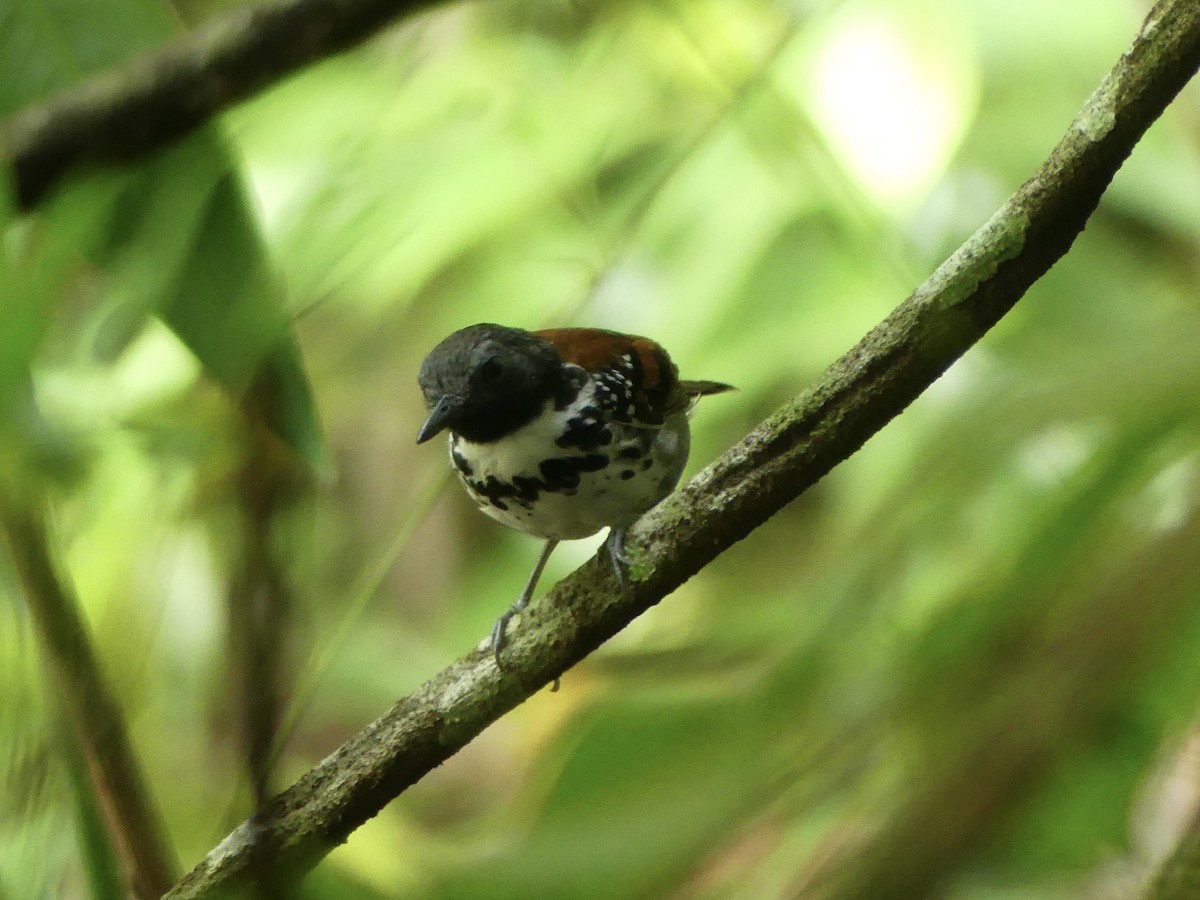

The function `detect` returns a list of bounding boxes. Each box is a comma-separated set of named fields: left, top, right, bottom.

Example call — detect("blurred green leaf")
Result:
left=0, top=0, right=324, bottom=468
left=0, top=0, right=176, bottom=117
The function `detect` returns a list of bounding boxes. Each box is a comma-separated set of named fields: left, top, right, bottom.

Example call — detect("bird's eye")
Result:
left=479, top=357, right=504, bottom=382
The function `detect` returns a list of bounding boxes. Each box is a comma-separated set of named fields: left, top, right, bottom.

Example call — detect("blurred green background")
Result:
left=4, top=0, right=1200, bottom=897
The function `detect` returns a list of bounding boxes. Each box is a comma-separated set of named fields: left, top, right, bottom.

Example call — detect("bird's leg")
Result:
left=605, top=527, right=635, bottom=600
left=491, top=539, right=559, bottom=669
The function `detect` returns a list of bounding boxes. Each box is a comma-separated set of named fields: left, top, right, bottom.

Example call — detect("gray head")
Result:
left=417, top=323, right=565, bottom=444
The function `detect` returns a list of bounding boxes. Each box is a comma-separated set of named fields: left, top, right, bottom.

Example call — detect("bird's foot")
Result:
left=490, top=606, right=519, bottom=670
left=491, top=538, right=562, bottom=691
left=491, top=606, right=560, bottom=691
left=605, top=527, right=635, bottom=600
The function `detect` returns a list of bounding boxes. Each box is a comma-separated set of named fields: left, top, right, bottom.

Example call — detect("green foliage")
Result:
left=1, top=0, right=323, bottom=468
left=3, top=0, right=1200, bottom=897
left=1, top=0, right=321, bottom=893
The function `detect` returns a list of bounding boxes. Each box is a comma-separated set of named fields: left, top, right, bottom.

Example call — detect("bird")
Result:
left=416, top=323, right=733, bottom=670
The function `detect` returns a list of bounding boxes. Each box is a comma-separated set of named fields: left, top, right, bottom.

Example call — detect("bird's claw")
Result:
left=606, top=528, right=635, bottom=600
left=491, top=608, right=517, bottom=670
left=491, top=605, right=560, bottom=691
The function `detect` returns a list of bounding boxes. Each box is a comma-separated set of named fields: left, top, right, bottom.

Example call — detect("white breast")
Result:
left=447, top=385, right=691, bottom=541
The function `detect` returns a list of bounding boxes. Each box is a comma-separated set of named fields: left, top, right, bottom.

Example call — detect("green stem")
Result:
left=0, top=500, right=178, bottom=898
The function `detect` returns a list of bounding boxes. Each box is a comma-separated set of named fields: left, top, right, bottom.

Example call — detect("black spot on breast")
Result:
left=451, top=447, right=473, bottom=477
left=539, top=454, right=608, bottom=491
left=621, top=469, right=636, bottom=480
left=464, top=452, right=612, bottom=516
left=556, top=407, right=612, bottom=451
left=469, top=475, right=519, bottom=506
left=553, top=369, right=587, bottom=410
left=641, top=458, right=654, bottom=470
left=511, top=475, right=541, bottom=502
left=539, top=458, right=577, bottom=490
left=618, top=446, right=642, bottom=460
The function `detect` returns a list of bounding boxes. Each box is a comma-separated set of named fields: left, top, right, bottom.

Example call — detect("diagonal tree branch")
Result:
left=0, top=0, right=450, bottom=211
left=162, top=1, right=1200, bottom=897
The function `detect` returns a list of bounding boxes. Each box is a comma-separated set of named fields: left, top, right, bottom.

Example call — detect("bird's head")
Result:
left=417, top=323, right=564, bottom=445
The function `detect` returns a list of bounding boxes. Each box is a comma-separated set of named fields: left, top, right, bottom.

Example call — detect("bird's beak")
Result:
left=417, top=394, right=463, bottom=444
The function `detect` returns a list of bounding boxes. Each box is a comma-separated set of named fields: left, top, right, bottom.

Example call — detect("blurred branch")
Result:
left=0, top=500, right=178, bottom=898
left=226, top=387, right=308, bottom=899
left=161, top=1, right=1200, bottom=896
left=1147, top=807, right=1200, bottom=899
left=0, top=0, right=448, bottom=211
